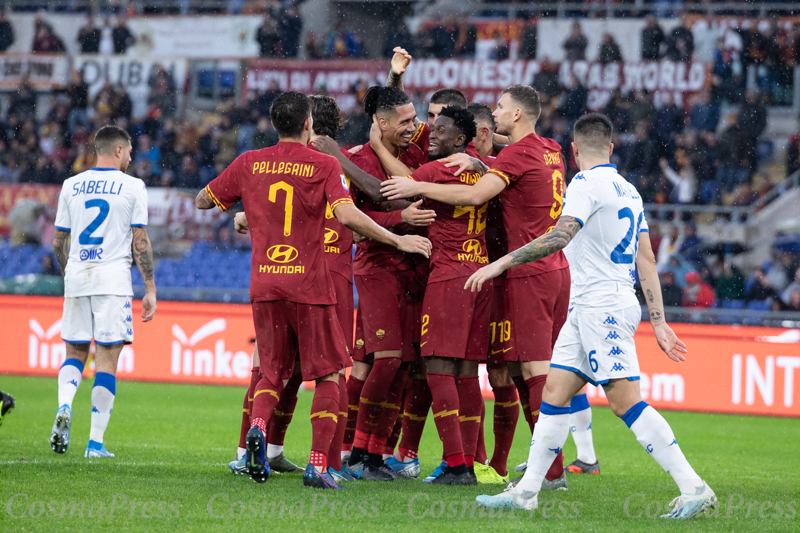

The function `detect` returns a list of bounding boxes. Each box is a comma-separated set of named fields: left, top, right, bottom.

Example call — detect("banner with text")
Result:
left=0, top=55, right=69, bottom=90
left=127, top=15, right=262, bottom=58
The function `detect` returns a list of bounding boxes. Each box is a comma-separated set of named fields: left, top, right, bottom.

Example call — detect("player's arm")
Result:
left=333, top=203, right=431, bottom=257
left=636, top=231, right=687, bottom=362
left=386, top=46, right=411, bottom=91
left=381, top=172, right=506, bottom=206
left=310, top=136, right=391, bottom=203
left=132, top=226, right=157, bottom=322
left=492, top=134, right=509, bottom=153
left=195, top=188, right=214, bottom=209
left=464, top=216, right=581, bottom=292
left=53, top=229, right=70, bottom=276
left=369, top=120, right=414, bottom=177
left=440, top=153, right=489, bottom=176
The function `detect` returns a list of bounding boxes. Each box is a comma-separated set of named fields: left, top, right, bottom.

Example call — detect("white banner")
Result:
left=127, top=15, right=261, bottom=58
left=0, top=54, right=68, bottom=89
left=74, top=55, right=188, bottom=119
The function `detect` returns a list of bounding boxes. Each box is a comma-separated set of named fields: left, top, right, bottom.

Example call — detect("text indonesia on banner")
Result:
left=1, top=295, right=797, bottom=417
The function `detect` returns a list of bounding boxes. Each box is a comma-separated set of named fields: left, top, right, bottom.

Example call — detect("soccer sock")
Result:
left=489, top=384, right=519, bottom=476
left=624, top=402, right=703, bottom=494
left=238, top=368, right=260, bottom=450
left=343, top=375, right=364, bottom=449
left=384, top=384, right=405, bottom=455
left=512, top=374, right=534, bottom=432
left=396, top=377, right=431, bottom=461
left=525, top=375, right=564, bottom=480
left=89, top=372, right=116, bottom=443
left=368, top=365, right=407, bottom=456
left=354, top=357, right=402, bottom=452
left=250, top=376, right=283, bottom=435
left=327, top=374, right=348, bottom=471
left=309, top=380, right=340, bottom=473
left=570, top=393, right=597, bottom=464
left=515, top=402, right=570, bottom=495
left=475, top=398, right=487, bottom=465
left=426, top=372, right=465, bottom=467
left=267, top=373, right=302, bottom=454
left=455, top=376, right=482, bottom=467
left=57, top=358, right=84, bottom=409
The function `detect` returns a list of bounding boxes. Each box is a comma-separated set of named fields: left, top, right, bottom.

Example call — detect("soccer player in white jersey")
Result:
left=50, top=125, right=157, bottom=458
left=466, top=114, right=715, bottom=519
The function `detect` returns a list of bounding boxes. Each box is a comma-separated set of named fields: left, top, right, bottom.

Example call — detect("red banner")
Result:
left=0, top=184, right=60, bottom=238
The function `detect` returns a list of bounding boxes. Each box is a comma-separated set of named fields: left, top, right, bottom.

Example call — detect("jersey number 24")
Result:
left=610, top=207, right=643, bottom=264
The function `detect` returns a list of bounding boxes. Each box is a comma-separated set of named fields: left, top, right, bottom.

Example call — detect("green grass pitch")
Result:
left=0, top=375, right=797, bottom=532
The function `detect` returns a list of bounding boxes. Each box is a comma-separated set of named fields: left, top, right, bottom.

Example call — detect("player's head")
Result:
left=270, top=90, right=313, bottom=142
left=363, top=85, right=417, bottom=150
left=429, top=106, right=477, bottom=161
left=494, top=85, right=541, bottom=135
left=467, top=102, right=495, bottom=144
left=309, top=95, right=345, bottom=140
left=572, top=113, right=614, bottom=165
left=94, top=125, right=132, bottom=172
left=428, top=88, right=468, bottom=127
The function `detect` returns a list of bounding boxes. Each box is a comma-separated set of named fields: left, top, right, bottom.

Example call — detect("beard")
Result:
left=427, top=150, right=445, bottom=161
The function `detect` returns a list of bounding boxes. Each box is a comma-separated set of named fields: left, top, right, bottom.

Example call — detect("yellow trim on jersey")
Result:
left=242, top=408, right=249, bottom=414
left=403, top=412, right=428, bottom=421
left=359, top=397, right=383, bottom=406
left=254, top=389, right=279, bottom=400
left=459, top=415, right=481, bottom=423
left=310, top=411, right=338, bottom=422
left=348, top=404, right=359, bottom=410
left=339, top=411, right=348, bottom=417
left=489, top=169, right=511, bottom=185
left=406, top=175, right=415, bottom=181
left=205, top=185, right=227, bottom=212
left=329, top=198, right=354, bottom=211
left=410, top=121, right=425, bottom=145
left=495, top=400, right=520, bottom=408
left=433, top=409, right=459, bottom=419
left=273, top=410, right=293, bottom=416
left=531, top=409, right=540, bottom=417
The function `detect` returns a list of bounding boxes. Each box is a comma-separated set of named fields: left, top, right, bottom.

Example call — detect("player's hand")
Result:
left=464, top=262, right=505, bottom=292
left=369, top=117, right=382, bottom=146
left=381, top=176, right=422, bottom=200
left=311, top=135, right=339, bottom=156
left=348, top=144, right=363, bottom=154
left=234, top=212, right=249, bottom=234
left=401, top=199, right=436, bottom=226
left=396, top=235, right=431, bottom=258
left=142, top=291, right=157, bottom=322
left=390, top=46, right=412, bottom=75
left=441, top=153, right=484, bottom=176
left=653, top=322, right=687, bottom=362
left=352, top=231, right=367, bottom=243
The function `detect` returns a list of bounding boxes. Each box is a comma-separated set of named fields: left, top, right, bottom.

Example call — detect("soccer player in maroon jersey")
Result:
left=382, top=84, right=571, bottom=490
left=196, top=91, right=431, bottom=489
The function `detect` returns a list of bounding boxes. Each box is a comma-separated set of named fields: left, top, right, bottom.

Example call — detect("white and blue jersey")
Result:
left=54, top=168, right=148, bottom=298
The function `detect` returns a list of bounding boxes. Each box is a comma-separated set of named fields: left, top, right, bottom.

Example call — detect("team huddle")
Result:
left=50, top=48, right=717, bottom=518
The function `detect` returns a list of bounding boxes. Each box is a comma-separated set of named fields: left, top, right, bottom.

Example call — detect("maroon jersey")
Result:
left=412, top=122, right=430, bottom=160
left=487, top=133, right=568, bottom=278
left=206, top=141, right=354, bottom=304
left=465, top=142, right=497, bottom=164
left=410, top=160, right=488, bottom=283
left=349, top=140, right=427, bottom=275
left=312, top=145, right=355, bottom=280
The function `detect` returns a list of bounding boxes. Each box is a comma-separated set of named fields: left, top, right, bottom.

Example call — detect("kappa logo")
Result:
left=603, top=316, right=618, bottom=326
left=266, top=244, right=299, bottom=264
left=376, top=329, right=386, bottom=339
left=605, top=331, right=621, bottom=340
left=548, top=446, right=562, bottom=456
left=324, top=228, right=338, bottom=244
left=609, top=347, right=625, bottom=356
left=611, top=362, right=626, bottom=371
left=462, top=239, right=482, bottom=255
left=669, top=438, right=678, bottom=446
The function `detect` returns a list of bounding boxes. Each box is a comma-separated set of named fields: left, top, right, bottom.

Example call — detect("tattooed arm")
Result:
left=53, top=229, right=70, bottom=276
left=195, top=188, right=214, bottom=210
left=132, top=226, right=157, bottom=322
left=636, top=231, right=686, bottom=362
left=464, top=216, right=582, bottom=292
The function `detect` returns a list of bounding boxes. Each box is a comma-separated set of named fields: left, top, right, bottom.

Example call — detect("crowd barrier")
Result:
left=1, top=295, right=798, bottom=417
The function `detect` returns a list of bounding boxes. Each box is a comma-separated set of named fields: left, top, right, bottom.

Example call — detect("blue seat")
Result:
left=721, top=299, right=745, bottom=309
left=747, top=300, right=771, bottom=311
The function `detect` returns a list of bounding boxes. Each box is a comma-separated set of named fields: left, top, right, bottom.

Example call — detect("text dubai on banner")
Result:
left=1, top=295, right=798, bottom=417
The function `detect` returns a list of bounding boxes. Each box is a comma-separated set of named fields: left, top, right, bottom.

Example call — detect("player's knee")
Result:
left=487, top=366, right=513, bottom=387
left=351, top=361, right=371, bottom=381
left=425, top=357, right=455, bottom=375
left=316, top=372, right=339, bottom=383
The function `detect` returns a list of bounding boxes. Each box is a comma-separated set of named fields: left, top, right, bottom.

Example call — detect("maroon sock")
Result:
left=250, top=375, right=283, bottom=435
left=475, top=398, right=487, bottom=465
left=455, top=376, right=482, bottom=466
left=355, top=357, right=402, bottom=448
left=385, top=406, right=404, bottom=455
left=343, top=376, right=364, bottom=448
left=309, top=380, right=340, bottom=472
left=238, top=367, right=260, bottom=449
left=512, top=374, right=534, bottom=433
left=327, top=374, right=348, bottom=471
left=368, top=365, right=407, bottom=455
left=426, top=372, right=464, bottom=466
left=488, top=384, right=519, bottom=476
left=397, top=378, right=431, bottom=458
left=267, top=373, right=302, bottom=446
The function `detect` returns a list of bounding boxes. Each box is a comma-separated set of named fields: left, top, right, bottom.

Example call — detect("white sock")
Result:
left=516, top=402, right=571, bottom=494
left=569, top=394, right=597, bottom=464
left=267, top=443, right=283, bottom=459
left=625, top=402, right=703, bottom=495
left=382, top=453, right=392, bottom=461
left=236, top=447, right=246, bottom=460
left=57, top=358, right=84, bottom=409
left=89, top=372, right=116, bottom=443
left=341, top=450, right=350, bottom=461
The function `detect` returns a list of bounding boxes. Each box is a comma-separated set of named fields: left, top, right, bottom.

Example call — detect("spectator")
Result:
left=325, top=19, right=363, bottom=58
left=254, top=81, right=282, bottom=117
left=278, top=6, right=303, bottom=58
left=518, top=17, right=537, bottom=60
left=0, top=10, right=14, bottom=52
left=746, top=267, right=781, bottom=302
left=256, top=14, right=280, bottom=58
left=715, top=116, right=750, bottom=193
left=563, top=21, right=588, bottom=61
left=625, top=122, right=658, bottom=187
left=135, top=134, right=161, bottom=176
left=711, top=47, right=744, bottom=104
left=655, top=91, right=684, bottom=143
left=783, top=289, right=800, bottom=311
left=383, top=21, right=415, bottom=58
left=41, top=254, right=60, bottom=276
left=77, top=16, right=101, bottom=54
left=557, top=74, right=587, bottom=125
left=665, top=13, right=695, bottom=62
left=715, top=262, right=745, bottom=302
left=641, top=14, right=664, bottom=61
left=737, top=90, right=767, bottom=172
left=532, top=57, right=560, bottom=98
left=689, top=90, right=720, bottom=133
left=602, top=89, right=631, bottom=133
left=9, top=82, right=38, bottom=121
left=454, top=16, right=477, bottom=58
left=305, top=32, right=322, bottom=59
left=252, top=116, right=278, bottom=150
left=629, top=90, right=657, bottom=130
left=112, top=15, right=136, bottom=54
left=489, top=31, right=509, bottom=61
left=430, top=18, right=457, bottom=59
left=175, top=154, right=199, bottom=189
left=214, top=115, right=239, bottom=167
left=98, top=17, right=114, bottom=55
left=67, top=70, right=90, bottom=130
left=682, top=271, right=714, bottom=308
left=781, top=269, right=800, bottom=305
left=660, top=271, right=683, bottom=307
left=771, top=30, right=794, bottom=106
left=660, top=155, right=697, bottom=205
left=678, top=221, right=703, bottom=266
left=598, top=33, right=622, bottom=65
left=32, top=24, right=66, bottom=54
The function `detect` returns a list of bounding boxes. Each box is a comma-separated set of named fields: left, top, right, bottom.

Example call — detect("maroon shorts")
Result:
left=252, top=300, right=351, bottom=383
left=487, top=276, right=510, bottom=366
left=331, top=271, right=355, bottom=353
left=354, top=270, right=419, bottom=362
left=504, top=268, right=570, bottom=362
left=352, top=303, right=371, bottom=364
left=421, top=277, right=491, bottom=361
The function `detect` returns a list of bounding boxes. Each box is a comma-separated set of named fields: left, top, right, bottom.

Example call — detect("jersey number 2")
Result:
left=79, top=199, right=109, bottom=245
left=610, top=207, right=643, bottom=264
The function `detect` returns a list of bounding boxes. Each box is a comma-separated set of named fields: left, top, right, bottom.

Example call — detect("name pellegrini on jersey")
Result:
left=251, top=161, right=315, bottom=177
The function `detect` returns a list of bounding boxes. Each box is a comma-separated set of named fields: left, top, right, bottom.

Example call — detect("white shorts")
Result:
left=550, top=304, right=641, bottom=386
left=61, top=295, right=134, bottom=346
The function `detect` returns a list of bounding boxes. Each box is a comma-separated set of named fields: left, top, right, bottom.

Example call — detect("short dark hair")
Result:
left=309, top=95, right=345, bottom=140
left=439, top=105, right=477, bottom=146
left=269, top=91, right=310, bottom=138
left=502, top=84, right=541, bottom=122
left=94, top=125, right=131, bottom=155
left=467, top=102, right=495, bottom=128
left=363, top=85, right=411, bottom=118
left=573, top=113, right=613, bottom=149
left=430, top=88, right=467, bottom=109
